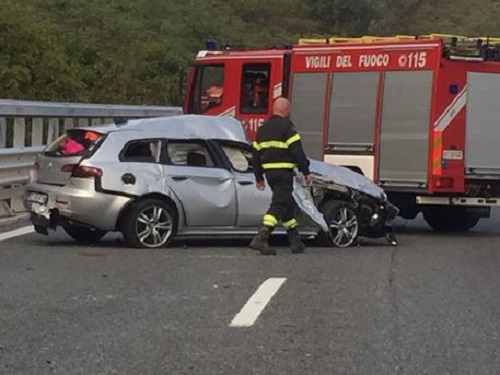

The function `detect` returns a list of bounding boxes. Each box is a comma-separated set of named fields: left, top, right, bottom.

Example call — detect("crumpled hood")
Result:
left=292, top=159, right=389, bottom=233
left=292, top=179, right=329, bottom=232
left=308, top=159, right=386, bottom=200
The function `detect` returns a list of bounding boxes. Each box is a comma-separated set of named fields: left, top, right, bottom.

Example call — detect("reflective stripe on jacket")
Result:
left=251, top=115, right=310, bottom=180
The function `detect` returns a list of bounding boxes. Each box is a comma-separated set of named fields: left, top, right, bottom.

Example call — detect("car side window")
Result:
left=220, top=143, right=253, bottom=173
left=120, top=140, right=161, bottom=163
left=165, top=141, right=215, bottom=168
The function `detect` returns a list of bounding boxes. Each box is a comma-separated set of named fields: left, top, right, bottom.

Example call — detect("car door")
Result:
left=162, top=139, right=237, bottom=227
left=218, top=141, right=272, bottom=227
left=96, top=136, right=165, bottom=196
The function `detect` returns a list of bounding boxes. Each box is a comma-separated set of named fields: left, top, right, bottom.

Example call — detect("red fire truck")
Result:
left=183, top=34, right=500, bottom=232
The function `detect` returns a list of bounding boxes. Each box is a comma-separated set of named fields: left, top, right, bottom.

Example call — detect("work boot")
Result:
left=287, top=228, right=306, bottom=254
left=249, top=226, right=277, bottom=255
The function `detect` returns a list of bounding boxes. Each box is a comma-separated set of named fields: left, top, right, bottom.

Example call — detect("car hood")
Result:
left=308, top=159, right=386, bottom=200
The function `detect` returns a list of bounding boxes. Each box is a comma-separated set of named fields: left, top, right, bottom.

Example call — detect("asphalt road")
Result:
left=1, top=213, right=500, bottom=375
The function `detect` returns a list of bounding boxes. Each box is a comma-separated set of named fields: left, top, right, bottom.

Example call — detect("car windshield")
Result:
left=44, top=129, right=104, bottom=157
left=220, top=143, right=252, bottom=173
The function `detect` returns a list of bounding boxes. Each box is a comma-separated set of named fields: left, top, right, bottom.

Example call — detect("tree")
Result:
left=0, top=1, right=83, bottom=101
left=305, top=0, right=377, bottom=36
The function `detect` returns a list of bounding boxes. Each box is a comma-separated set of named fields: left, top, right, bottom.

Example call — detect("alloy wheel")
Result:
left=329, top=207, right=358, bottom=247
left=135, top=205, right=173, bottom=248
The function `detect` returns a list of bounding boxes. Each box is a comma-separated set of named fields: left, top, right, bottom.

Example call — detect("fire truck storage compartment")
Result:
left=328, top=72, right=378, bottom=150
left=379, top=70, right=433, bottom=186
left=327, top=72, right=378, bottom=178
left=289, top=72, right=327, bottom=160
left=465, top=72, right=500, bottom=176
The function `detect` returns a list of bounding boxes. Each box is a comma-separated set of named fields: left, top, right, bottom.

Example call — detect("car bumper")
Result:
left=23, top=182, right=132, bottom=231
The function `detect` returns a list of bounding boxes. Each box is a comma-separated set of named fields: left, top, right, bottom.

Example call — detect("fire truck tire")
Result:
left=423, top=207, right=480, bottom=232
left=315, top=200, right=359, bottom=248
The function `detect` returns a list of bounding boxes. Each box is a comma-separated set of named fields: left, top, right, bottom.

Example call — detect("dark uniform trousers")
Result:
left=263, top=169, right=297, bottom=230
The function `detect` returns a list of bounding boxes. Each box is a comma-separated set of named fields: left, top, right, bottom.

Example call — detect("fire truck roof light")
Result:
left=206, top=38, right=217, bottom=51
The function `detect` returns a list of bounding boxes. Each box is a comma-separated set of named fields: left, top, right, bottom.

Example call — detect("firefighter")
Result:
left=252, top=73, right=268, bottom=109
left=250, top=97, right=312, bottom=255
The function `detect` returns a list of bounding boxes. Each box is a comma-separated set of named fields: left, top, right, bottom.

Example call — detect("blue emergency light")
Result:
left=206, top=38, right=217, bottom=51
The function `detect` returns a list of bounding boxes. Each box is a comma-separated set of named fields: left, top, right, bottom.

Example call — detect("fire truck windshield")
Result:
left=186, top=64, right=224, bottom=114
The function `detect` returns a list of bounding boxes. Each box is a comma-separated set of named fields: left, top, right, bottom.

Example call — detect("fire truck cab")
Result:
left=184, top=35, right=500, bottom=232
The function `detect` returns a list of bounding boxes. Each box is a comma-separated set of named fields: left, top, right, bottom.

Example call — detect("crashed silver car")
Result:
left=24, top=115, right=398, bottom=248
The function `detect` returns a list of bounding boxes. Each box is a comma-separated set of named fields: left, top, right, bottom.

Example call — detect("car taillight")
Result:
left=61, top=164, right=76, bottom=173
left=61, top=164, right=103, bottom=178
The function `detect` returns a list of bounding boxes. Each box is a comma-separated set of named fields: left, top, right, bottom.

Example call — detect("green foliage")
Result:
left=2, top=0, right=500, bottom=105
left=0, top=0, right=83, bottom=101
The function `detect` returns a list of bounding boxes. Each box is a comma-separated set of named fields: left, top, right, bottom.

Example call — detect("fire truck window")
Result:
left=240, top=64, right=270, bottom=114
left=194, top=65, right=224, bottom=113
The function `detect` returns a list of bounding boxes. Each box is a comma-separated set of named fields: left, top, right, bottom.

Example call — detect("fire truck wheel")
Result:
left=423, top=207, right=480, bottom=232
left=316, top=200, right=359, bottom=248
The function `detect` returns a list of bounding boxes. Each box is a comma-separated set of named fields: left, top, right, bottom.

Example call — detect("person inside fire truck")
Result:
left=200, top=82, right=223, bottom=111
left=241, top=69, right=270, bottom=113
left=252, top=72, right=269, bottom=109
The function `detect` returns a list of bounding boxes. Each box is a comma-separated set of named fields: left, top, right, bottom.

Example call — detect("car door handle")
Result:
left=121, top=173, right=136, bottom=185
left=172, top=176, right=189, bottom=181
left=238, top=181, right=254, bottom=186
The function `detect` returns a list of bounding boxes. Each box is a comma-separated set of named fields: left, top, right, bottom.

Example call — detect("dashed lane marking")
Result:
left=230, top=277, right=287, bottom=328
left=0, top=226, right=34, bottom=242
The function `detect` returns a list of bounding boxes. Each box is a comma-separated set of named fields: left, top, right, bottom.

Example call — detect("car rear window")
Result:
left=44, top=129, right=104, bottom=157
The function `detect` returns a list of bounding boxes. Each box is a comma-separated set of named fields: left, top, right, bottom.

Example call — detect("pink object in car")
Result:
left=60, top=139, right=84, bottom=155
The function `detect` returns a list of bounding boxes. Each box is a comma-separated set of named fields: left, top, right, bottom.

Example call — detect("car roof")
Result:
left=78, top=115, right=248, bottom=143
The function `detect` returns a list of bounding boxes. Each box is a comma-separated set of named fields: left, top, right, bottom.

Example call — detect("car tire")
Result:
left=315, top=200, right=359, bottom=248
left=423, top=207, right=479, bottom=232
left=121, top=198, right=177, bottom=249
left=63, top=225, right=107, bottom=244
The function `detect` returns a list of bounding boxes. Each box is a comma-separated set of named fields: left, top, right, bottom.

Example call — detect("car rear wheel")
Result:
left=316, top=200, right=359, bottom=248
left=63, top=225, right=107, bottom=244
left=122, top=198, right=176, bottom=248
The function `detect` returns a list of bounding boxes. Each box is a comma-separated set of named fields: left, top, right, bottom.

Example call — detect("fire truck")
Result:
left=183, top=34, right=500, bottom=232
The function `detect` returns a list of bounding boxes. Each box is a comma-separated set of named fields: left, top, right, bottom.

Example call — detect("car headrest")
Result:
left=187, top=152, right=207, bottom=167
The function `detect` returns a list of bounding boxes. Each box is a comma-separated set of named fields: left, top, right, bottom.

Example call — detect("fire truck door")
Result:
left=289, top=73, right=328, bottom=160
left=378, top=70, right=433, bottom=187
left=237, top=62, right=274, bottom=139
left=465, top=72, right=500, bottom=175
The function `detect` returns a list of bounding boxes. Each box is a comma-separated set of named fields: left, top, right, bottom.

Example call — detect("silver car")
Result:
left=24, top=115, right=398, bottom=248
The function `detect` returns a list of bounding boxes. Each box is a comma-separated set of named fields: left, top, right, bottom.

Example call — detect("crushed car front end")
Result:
left=292, top=159, right=399, bottom=247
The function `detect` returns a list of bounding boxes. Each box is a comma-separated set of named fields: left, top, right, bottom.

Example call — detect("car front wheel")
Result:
left=316, top=200, right=359, bottom=248
left=122, top=198, right=177, bottom=248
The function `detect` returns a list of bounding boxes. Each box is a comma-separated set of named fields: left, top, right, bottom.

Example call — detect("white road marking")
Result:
left=0, top=226, right=34, bottom=242
left=230, top=277, right=287, bottom=328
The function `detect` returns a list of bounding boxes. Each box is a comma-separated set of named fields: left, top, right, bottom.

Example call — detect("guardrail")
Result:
left=0, top=99, right=183, bottom=217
